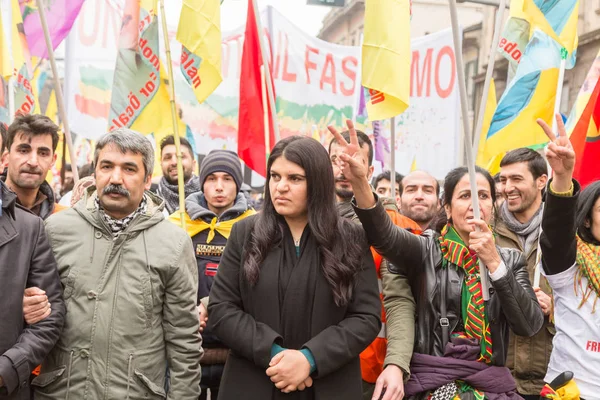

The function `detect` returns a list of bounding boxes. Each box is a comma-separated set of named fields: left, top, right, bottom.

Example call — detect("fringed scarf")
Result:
left=439, top=225, right=493, bottom=364
left=575, top=236, right=600, bottom=313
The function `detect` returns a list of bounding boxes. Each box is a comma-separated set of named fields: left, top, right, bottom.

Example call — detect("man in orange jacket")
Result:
left=330, top=132, right=418, bottom=400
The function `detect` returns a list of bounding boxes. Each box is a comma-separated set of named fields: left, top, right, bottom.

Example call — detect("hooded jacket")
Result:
left=0, top=181, right=65, bottom=400
left=33, top=188, right=202, bottom=400
left=175, top=192, right=255, bottom=350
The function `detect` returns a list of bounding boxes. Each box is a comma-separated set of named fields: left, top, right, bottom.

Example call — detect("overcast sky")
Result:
left=165, top=0, right=332, bottom=36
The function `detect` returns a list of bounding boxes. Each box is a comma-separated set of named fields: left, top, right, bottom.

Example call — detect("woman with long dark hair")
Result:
left=536, top=116, right=600, bottom=399
left=328, top=121, right=544, bottom=399
left=208, top=136, right=381, bottom=400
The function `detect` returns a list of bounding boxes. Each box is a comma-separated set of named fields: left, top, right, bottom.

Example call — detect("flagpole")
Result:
left=390, top=117, right=396, bottom=190
left=251, top=0, right=280, bottom=143
left=37, top=0, right=79, bottom=182
left=260, top=65, right=270, bottom=157
left=551, top=54, right=567, bottom=134
left=471, top=0, right=507, bottom=156
left=449, top=0, right=491, bottom=301
left=8, top=77, right=15, bottom=123
left=159, top=0, right=186, bottom=229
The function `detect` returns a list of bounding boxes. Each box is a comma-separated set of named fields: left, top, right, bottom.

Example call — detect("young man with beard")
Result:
left=398, top=170, right=440, bottom=231
left=169, top=149, right=255, bottom=400
left=373, top=170, right=402, bottom=209
left=329, top=130, right=419, bottom=400
left=1, top=115, right=66, bottom=220
left=497, top=148, right=553, bottom=400
left=157, top=135, right=201, bottom=214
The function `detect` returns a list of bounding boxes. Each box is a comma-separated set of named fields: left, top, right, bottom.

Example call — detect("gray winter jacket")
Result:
left=33, top=188, right=202, bottom=400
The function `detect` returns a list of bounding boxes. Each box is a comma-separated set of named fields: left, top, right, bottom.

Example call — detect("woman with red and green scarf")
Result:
left=537, top=115, right=600, bottom=400
left=328, top=121, right=544, bottom=400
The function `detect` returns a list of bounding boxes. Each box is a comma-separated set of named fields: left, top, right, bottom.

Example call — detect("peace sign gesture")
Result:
left=327, top=119, right=376, bottom=209
left=327, top=119, right=368, bottom=183
left=537, top=114, right=576, bottom=192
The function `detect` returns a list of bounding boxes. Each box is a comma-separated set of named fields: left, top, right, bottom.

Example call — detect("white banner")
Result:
left=63, top=3, right=459, bottom=179
left=392, top=28, right=460, bottom=179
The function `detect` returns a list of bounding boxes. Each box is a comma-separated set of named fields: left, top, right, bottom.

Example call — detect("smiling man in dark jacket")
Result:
left=0, top=180, right=65, bottom=400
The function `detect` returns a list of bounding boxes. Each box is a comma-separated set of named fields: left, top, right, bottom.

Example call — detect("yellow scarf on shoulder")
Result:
left=169, top=209, right=256, bottom=243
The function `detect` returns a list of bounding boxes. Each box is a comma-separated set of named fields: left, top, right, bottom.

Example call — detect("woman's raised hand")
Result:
left=328, top=119, right=369, bottom=183
left=537, top=114, right=576, bottom=192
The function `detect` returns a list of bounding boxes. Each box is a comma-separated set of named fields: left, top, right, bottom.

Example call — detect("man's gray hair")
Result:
left=94, top=129, right=155, bottom=179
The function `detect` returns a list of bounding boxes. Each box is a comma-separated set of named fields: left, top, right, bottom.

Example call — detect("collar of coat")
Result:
left=74, top=186, right=167, bottom=235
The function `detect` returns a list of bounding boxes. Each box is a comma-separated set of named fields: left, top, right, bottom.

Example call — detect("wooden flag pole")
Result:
left=390, top=117, right=396, bottom=190
left=37, top=0, right=79, bottom=182
left=159, top=0, right=186, bottom=229
left=471, top=0, right=508, bottom=156
left=448, top=0, right=491, bottom=301
left=251, top=0, right=280, bottom=143
left=260, top=65, right=270, bottom=158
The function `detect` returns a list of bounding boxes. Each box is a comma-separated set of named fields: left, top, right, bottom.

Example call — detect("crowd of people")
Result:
left=0, top=113, right=599, bottom=400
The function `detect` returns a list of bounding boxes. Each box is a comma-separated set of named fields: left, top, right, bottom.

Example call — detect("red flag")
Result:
left=571, top=78, right=600, bottom=189
left=238, top=0, right=275, bottom=177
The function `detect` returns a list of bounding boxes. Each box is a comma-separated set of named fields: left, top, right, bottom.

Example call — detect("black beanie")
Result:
left=199, top=150, right=243, bottom=193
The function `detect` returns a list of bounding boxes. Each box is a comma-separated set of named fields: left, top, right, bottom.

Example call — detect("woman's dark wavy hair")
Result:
left=576, top=181, right=600, bottom=245
left=432, top=166, right=497, bottom=232
left=243, top=136, right=365, bottom=306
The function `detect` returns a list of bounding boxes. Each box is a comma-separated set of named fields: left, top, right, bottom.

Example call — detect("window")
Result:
left=465, top=59, right=478, bottom=112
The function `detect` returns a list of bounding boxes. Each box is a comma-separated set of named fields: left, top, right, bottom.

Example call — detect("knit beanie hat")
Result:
left=199, top=150, right=243, bottom=193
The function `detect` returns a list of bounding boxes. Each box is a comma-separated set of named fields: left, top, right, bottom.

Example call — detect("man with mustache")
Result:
left=497, top=148, right=553, bottom=400
left=329, top=130, right=419, bottom=400
left=399, top=170, right=440, bottom=231
left=32, top=129, right=202, bottom=399
left=157, top=135, right=201, bottom=214
left=1, top=114, right=66, bottom=219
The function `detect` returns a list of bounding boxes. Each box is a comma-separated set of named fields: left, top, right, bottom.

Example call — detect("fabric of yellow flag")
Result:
left=176, top=0, right=222, bottom=104
left=523, top=0, right=578, bottom=55
left=10, top=0, right=30, bottom=73
left=0, top=8, right=12, bottom=78
left=476, top=79, right=498, bottom=167
left=481, top=69, right=557, bottom=169
left=509, top=0, right=529, bottom=21
left=362, top=0, right=410, bottom=121
left=410, top=156, right=417, bottom=172
left=130, top=62, right=186, bottom=177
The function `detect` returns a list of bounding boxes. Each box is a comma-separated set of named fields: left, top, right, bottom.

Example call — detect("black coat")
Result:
left=353, top=200, right=544, bottom=367
left=208, top=215, right=381, bottom=400
left=0, top=182, right=65, bottom=399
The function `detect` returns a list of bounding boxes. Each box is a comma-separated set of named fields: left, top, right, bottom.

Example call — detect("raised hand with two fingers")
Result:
left=536, top=114, right=576, bottom=192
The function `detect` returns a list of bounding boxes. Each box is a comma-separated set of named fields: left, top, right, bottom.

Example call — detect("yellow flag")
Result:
left=176, top=0, right=222, bottom=104
left=476, top=79, right=498, bottom=167
left=10, top=0, right=32, bottom=75
left=131, top=63, right=187, bottom=177
left=362, top=0, right=410, bottom=121
left=523, top=0, right=578, bottom=59
left=410, top=156, right=417, bottom=172
left=0, top=8, right=12, bottom=78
